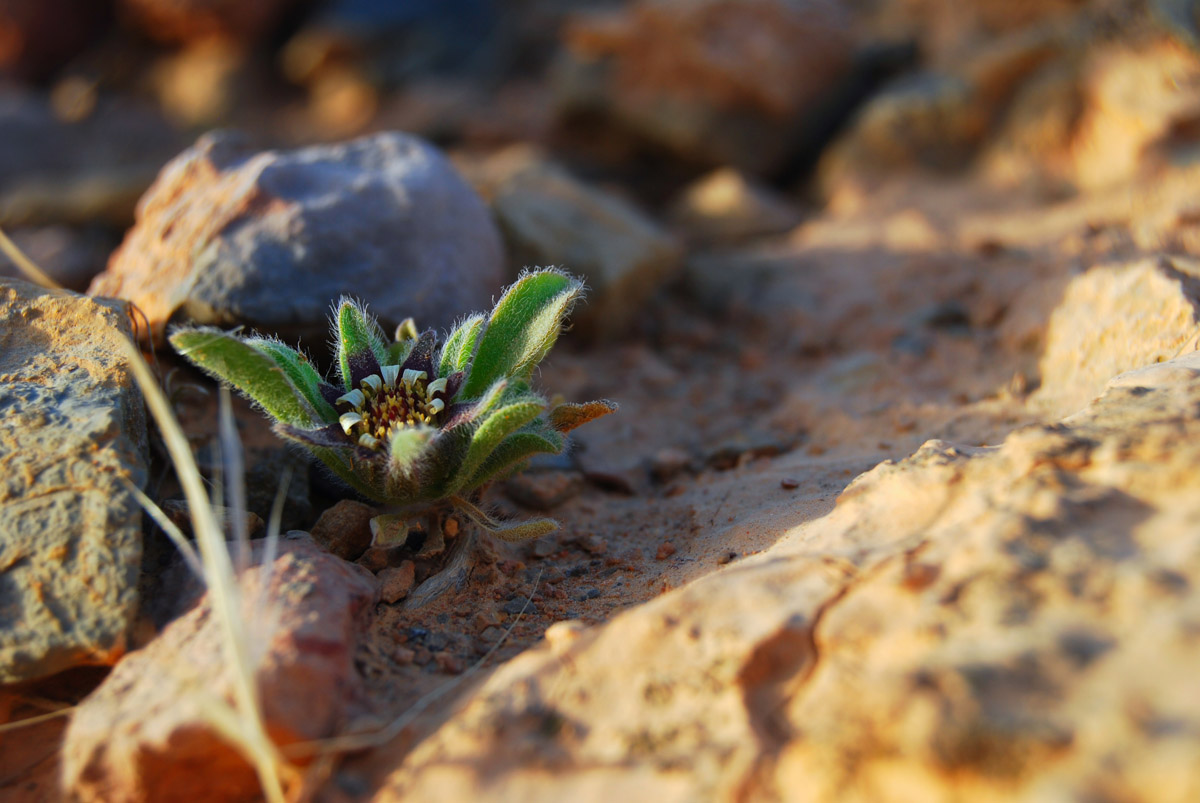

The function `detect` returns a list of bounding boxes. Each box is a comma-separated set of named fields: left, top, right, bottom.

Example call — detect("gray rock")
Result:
left=90, top=130, right=505, bottom=351
left=0, top=278, right=147, bottom=684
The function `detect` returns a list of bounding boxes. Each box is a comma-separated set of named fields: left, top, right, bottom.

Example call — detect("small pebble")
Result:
left=717, top=551, right=739, bottom=565
left=473, top=610, right=503, bottom=632
left=580, top=534, right=607, bottom=555
left=780, top=477, right=800, bottom=490
left=443, top=516, right=460, bottom=537
left=479, top=626, right=505, bottom=644
left=649, top=447, right=691, bottom=483
left=501, top=598, right=537, bottom=616
left=378, top=560, right=415, bottom=604
left=311, top=499, right=377, bottom=560
left=356, top=546, right=391, bottom=573
left=655, top=542, right=676, bottom=561
left=504, top=470, right=585, bottom=510
left=392, top=646, right=415, bottom=665
left=433, top=651, right=464, bottom=674
left=574, top=587, right=601, bottom=602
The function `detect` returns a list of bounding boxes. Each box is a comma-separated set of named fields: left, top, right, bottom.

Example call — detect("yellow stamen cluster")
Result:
left=336, top=368, right=447, bottom=451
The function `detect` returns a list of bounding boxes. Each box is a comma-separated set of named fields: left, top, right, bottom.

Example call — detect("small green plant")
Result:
left=170, top=269, right=615, bottom=541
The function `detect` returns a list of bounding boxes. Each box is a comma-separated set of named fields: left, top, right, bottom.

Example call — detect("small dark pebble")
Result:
left=582, top=468, right=637, bottom=495
left=892, top=332, right=932, bottom=358
left=574, top=587, right=601, bottom=602
left=916, top=300, right=971, bottom=331
left=479, top=626, right=505, bottom=644
left=504, top=470, right=585, bottom=510
left=355, top=546, right=391, bottom=573
left=580, top=534, right=607, bottom=555
left=434, top=651, right=465, bottom=674
left=502, top=598, right=537, bottom=615
left=334, top=772, right=370, bottom=797
left=648, top=447, right=692, bottom=483
left=311, top=499, right=377, bottom=561
left=780, top=478, right=800, bottom=490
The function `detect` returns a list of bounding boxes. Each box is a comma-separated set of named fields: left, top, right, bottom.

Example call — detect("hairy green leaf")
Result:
left=450, top=495, right=559, bottom=542
left=439, top=313, right=485, bottom=377
left=248, top=338, right=337, bottom=421
left=170, top=329, right=318, bottom=426
left=481, top=516, right=559, bottom=542
left=335, top=299, right=388, bottom=390
left=466, top=426, right=566, bottom=489
left=460, top=270, right=582, bottom=398
left=454, top=401, right=546, bottom=491
left=310, top=447, right=384, bottom=500
left=386, top=339, right=414, bottom=366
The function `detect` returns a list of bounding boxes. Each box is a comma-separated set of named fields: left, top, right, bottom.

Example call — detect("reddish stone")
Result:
left=62, top=539, right=378, bottom=803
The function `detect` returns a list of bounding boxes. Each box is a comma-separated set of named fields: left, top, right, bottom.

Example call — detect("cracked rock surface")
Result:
left=0, top=278, right=147, bottom=684
left=372, top=352, right=1200, bottom=802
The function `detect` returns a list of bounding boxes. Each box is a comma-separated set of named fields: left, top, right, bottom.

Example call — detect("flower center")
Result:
left=336, top=368, right=448, bottom=451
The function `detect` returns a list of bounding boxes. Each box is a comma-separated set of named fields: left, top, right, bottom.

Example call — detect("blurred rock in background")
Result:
left=90, top=130, right=504, bottom=350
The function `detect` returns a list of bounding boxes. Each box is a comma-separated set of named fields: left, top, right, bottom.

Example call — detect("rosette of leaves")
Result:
left=170, top=270, right=615, bottom=542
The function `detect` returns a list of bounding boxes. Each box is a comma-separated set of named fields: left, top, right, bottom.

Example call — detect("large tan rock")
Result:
left=557, top=0, right=854, bottom=174
left=987, top=33, right=1200, bottom=192
left=0, top=279, right=147, bottom=683
left=1034, top=256, right=1200, bottom=416
left=1067, top=35, right=1200, bottom=190
left=371, top=351, right=1200, bottom=802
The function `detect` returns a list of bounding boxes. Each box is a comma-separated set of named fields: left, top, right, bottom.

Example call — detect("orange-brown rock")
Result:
left=557, top=0, right=855, bottom=173
left=117, top=0, right=299, bottom=45
left=62, top=537, right=378, bottom=803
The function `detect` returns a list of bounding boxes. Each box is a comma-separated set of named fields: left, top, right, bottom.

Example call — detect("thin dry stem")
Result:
left=119, top=337, right=292, bottom=803
left=0, top=225, right=61, bottom=291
